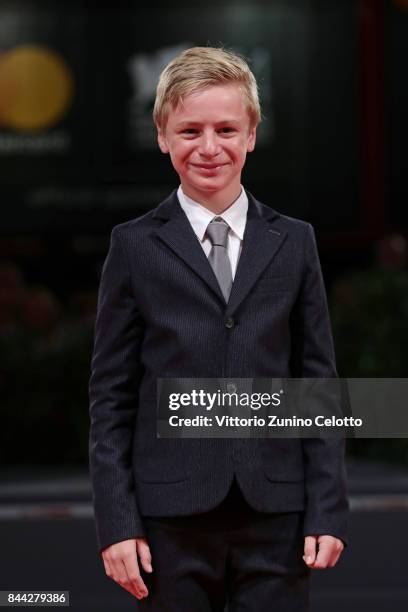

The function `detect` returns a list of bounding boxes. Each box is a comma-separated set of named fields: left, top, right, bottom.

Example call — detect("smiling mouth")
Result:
left=191, top=163, right=226, bottom=170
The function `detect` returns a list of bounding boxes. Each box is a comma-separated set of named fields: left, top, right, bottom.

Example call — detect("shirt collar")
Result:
left=177, top=185, right=248, bottom=242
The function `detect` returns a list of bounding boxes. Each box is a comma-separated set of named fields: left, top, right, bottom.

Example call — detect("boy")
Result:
left=89, top=47, right=348, bottom=611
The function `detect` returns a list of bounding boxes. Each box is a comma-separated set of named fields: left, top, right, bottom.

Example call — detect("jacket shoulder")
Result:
left=274, top=212, right=312, bottom=237
left=254, top=196, right=312, bottom=237
left=110, top=190, right=178, bottom=240
left=111, top=208, right=158, bottom=237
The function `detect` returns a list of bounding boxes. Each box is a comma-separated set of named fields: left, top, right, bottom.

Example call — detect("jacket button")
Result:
left=225, top=317, right=235, bottom=329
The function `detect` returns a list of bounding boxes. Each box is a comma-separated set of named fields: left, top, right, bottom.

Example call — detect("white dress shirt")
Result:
left=177, top=185, right=248, bottom=280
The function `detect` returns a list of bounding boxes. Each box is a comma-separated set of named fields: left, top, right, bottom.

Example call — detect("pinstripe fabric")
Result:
left=89, top=189, right=348, bottom=552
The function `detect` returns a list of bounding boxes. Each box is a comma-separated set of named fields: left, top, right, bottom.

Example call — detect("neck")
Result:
left=181, top=182, right=242, bottom=215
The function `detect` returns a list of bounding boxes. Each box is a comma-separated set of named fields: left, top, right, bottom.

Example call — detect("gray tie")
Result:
left=206, top=217, right=233, bottom=302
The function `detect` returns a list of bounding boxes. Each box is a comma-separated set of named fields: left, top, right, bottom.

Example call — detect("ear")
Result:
left=246, top=125, right=257, bottom=153
left=157, top=127, right=169, bottom=154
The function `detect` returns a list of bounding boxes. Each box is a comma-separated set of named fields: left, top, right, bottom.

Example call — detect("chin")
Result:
left=195, top=181, right=227, bottom=193
left=189, top=185, right=219, bottom=195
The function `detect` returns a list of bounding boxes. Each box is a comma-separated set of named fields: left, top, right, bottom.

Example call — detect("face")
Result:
left=157, top=83, right=256, bottom=209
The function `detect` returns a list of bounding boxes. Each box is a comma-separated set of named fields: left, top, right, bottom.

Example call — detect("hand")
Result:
left=303, top=535, right=344, bottom=569
left=101, top=538, right=153, bottom=600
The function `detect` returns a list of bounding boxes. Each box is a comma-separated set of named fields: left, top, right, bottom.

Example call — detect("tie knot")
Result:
left=206, top=217, right=229, bottom=248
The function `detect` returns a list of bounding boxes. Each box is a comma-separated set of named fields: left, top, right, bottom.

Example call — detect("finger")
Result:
left=137, top=539, right=153, bottom=573
left=109, top=554, right=130, bottom=588
left=327, top=550, right=342, bottom=568
left=327, top=541, right=345, bottom=568
left=303, top=535, right=317, bottom=566
left=313, top=537, right=334, bottom=569
left=122, top=547, right=149, bottom=599
left=102, top=557, right=112, bottom=579
left=122, top=559, right=149, bottom=600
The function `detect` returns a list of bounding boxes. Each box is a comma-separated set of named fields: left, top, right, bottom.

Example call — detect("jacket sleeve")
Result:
left=291, top=223, right=349, bottom=545
left=89, top=226, right=146, bottom=552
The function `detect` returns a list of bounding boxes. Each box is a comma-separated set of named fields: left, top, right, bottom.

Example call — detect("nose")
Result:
left=198, top=131, right=220, bottom=157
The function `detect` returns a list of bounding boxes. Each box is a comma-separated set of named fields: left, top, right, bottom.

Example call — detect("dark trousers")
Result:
left=138, top=478, right=310, bottom=611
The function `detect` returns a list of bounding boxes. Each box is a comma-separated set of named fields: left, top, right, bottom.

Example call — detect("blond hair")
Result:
left=153, top=46, right=261, bottom=130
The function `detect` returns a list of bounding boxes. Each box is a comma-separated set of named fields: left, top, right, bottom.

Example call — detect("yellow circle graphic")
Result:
left=0, top=45, right=74, bottom=132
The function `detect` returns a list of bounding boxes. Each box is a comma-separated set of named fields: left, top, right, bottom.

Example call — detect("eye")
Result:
left=182, top=128, right=199, bottom=135
left=218, top=127, right=235, bottom=134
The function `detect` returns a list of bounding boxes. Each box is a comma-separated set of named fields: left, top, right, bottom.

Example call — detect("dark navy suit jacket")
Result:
left=89, top=189, right=348, bottom=552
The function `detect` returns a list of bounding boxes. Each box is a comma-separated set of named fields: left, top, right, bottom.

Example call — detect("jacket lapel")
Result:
left=152, top=190, right=287, bottom=311
left=153, top=191, right=225, bottom=303
left=226, top=192, right=287, bottom=316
